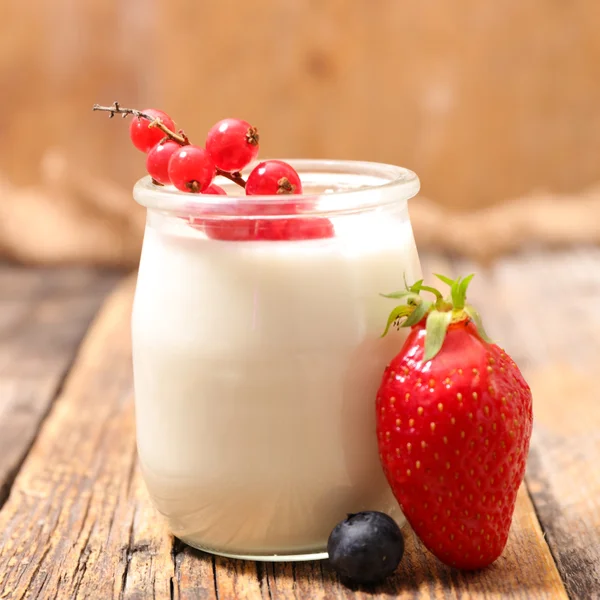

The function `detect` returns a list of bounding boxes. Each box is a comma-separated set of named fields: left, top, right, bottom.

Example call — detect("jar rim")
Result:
left=133, top=158, right=420, bottom=217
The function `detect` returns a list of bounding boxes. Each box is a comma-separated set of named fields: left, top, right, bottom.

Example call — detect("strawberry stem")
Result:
left=434, top=273, right=455, bottom=286
left=380, top=273, right=493, bottom=359
left=424, top=310, right=452, bottom=360
left=464, top=304, right=493, bottom=343
left=381, top=305, right=414, bottom=337
left=419, top=284, right=443, bottom=300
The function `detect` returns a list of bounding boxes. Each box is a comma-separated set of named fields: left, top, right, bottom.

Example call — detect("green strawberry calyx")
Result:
left=380, top=274, right=492, bottom=361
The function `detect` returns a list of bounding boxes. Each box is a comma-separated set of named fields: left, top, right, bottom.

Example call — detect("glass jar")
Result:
left=131, top=159, right=421, bottom=561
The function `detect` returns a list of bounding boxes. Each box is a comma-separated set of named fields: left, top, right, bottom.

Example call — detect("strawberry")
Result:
left=375, top=275, right=532, bottom=570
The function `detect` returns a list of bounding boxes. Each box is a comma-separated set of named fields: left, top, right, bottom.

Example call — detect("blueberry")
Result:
left=327, top=511, right=404, bottom=585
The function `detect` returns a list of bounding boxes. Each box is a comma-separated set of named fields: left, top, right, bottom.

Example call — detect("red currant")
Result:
left=129, top=109, right=176, bottom=153
left=203, top=219, right=257, bottom=241
left=146, top=141, right=180, bottom=185
left=255, top=219, right=286, bottom=240
left=246, top=160, right=303, bottom=195
left=284, top=218, right=334, bottom=240
left=196, top=215, right=334, bottom=242
left=206, top=119, right=260, bottom=172
left=257, top=218, right=334, bottom=240
left=168, top=145, right=216, bottom=193
left=203, top=184, right=227, bottom=195
left=189, top=201, right=254, bottom=241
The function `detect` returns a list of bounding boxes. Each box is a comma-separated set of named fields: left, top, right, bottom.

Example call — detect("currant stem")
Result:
left=216, top=169, right=247, bottom=189
left=93, top=102, right=188, bottom=144
left=93, top=101, right=249, bottom=190
left=147, top=120, right=188, bottom=145
left=92, top=102, right=149, bottom=120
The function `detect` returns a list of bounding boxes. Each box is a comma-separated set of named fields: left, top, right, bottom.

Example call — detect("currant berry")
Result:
left=168, top=145, right=216, bottom=193
left=255, top=219, right=286, bottom=240
left=198, top=216, right=334, bottom=242
left=146, top=141, right=181, bottom=185
left=257, top=218, right=334, bottom=241
left=284, top=217, right=334, bottom=240
left=245, top=160, right=303, bottom=195
left=203, top=184, right=227, bottom=195
left=203, top=219, right=258, bottom=241
left=129, top=109, right=176, bottom=153
left=189, top=200, right=255, bottom=241
left=206, top=118, right=260, bottom=172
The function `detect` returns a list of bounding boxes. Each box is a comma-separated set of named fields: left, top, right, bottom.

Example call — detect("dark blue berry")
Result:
left=327, top=511, right=404, bottom=584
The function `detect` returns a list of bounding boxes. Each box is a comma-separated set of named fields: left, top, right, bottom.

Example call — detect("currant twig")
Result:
left=216, top=169, right=247, bottom=189
left=147, top=120, right=188, bottom=145
left=92, top=102, right=151, bottom=121
left=92, top=102, right=188, bottom=145
left=93, top=101, right=250, bottom=189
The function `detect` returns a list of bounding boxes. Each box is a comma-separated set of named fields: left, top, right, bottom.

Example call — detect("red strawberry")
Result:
left=376, top=275, right=532, bottom=570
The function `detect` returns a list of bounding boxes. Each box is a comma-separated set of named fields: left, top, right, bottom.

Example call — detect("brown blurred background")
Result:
left=1, top=0, right=600, bottom=267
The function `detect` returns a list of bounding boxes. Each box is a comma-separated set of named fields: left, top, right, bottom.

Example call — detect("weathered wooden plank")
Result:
left=262, top=487, right=565, bottom=599
left=159, top=1, right=600, bottom=211
left=0, top=256, right=574, bottom=599
left=452, top=249, right=600, bottom=599
left=0, top=265, right=120, bottom=506
left=5, top=0, right=600, bottom=215
left=0, top=277, right=175, bottom=600
left=172, top=544, right=218, bottom=600
left=0, top=0, right=153, bottom=188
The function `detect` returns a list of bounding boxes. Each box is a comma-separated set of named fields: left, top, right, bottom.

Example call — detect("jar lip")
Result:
left=133, top=158, right=420, bottom=216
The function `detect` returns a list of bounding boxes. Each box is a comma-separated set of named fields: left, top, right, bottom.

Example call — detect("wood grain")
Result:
left=0, top=256, right=575, bottom=599
left=158, top=0, right=600, bottom=210
left=450, top=250, right=600, bottom=600
left=3, top=1, right=600, bottom=210
left=261, top=488, right=565, bottom=600
left=0, top=0, right=156, bottom=188
left=0, top=265, right=119, bottom=506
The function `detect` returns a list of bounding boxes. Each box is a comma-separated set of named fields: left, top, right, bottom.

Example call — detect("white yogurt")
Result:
left=132, top=210, right=421, bottom=559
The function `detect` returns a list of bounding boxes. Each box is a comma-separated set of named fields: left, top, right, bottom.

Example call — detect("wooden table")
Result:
left=0, top=251, right=598, bottom=599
